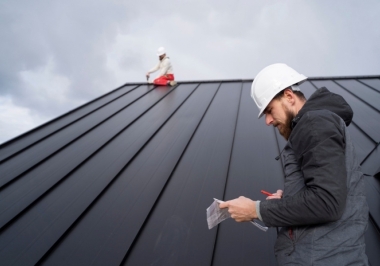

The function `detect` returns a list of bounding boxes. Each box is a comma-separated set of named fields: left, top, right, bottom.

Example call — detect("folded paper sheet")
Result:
left=206, top=198, right=268, bottom=232
left=206, top=198, right=231, bottom=229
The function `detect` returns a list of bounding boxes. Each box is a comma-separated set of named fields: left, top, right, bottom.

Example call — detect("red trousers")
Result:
left=153, top=74, right=175, bottom=86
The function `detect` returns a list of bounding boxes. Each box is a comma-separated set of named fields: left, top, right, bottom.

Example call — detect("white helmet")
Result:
left=157, top=47, right=166, bottom=56
left=251, top=63, right=307, bottom=118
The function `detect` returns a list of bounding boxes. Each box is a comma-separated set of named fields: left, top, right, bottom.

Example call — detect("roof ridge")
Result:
left=119, top=75, right=380, bottom=86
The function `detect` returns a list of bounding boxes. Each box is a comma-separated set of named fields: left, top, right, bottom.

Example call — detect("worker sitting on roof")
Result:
left=146, top=47, right=177, bottom=86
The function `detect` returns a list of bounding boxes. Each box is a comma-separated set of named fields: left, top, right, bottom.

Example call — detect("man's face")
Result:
left=159, top=54, right=165, bottom=60
left=263, top=98, right=295, bottom=140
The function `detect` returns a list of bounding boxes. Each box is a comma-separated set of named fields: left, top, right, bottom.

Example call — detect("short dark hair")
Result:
left=272, top=87, right=306, bottom=102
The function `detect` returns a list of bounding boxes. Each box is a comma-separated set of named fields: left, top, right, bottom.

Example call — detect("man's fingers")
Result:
left=219, top=202, right=228, bottom=209
left=265, top=189, right=284, bottom=200
left=231, top=215, right=243, bottom=223
left=268, top=195, right=281, bottom=198
left=266, top=194, right=282, bottom=200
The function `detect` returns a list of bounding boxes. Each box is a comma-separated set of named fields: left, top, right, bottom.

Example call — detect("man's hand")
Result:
left=266, top=189, right=283, bottom=200
left=219, top=196, right=257, bottom=222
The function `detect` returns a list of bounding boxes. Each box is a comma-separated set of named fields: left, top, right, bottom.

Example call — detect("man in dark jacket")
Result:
left=219, top=64, right=369, bottom=265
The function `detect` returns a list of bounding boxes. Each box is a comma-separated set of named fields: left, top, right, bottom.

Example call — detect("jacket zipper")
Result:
left=287, top=227, right=296, bottom=256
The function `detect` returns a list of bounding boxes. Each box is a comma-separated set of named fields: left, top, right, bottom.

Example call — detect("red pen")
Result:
left=261, top=190, right=273, bottom=196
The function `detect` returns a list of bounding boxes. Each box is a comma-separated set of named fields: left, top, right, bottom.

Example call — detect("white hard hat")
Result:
left=251, top=63, right=307, bottom=118
left=157, top=47, right=166, bottom=56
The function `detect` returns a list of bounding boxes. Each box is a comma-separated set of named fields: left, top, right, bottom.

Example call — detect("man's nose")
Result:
left=265, top=114, right=273, bottom=126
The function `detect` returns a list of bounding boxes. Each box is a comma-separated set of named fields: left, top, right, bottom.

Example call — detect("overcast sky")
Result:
left=1, top=0, right=379, bottom=144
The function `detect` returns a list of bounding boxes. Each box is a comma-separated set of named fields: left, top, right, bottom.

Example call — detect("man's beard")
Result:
left=277, top=104, right=295, bottom=140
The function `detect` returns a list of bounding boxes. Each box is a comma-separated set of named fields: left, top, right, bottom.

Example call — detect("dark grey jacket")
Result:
left=260, top=88, right=369, bottom=265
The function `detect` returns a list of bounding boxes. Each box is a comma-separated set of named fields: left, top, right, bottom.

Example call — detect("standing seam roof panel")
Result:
left=0, top=85, right=155, bottom=188
left=0, top=85, right=139, bottom=162
left=124, top=82, right=242, bottom=266
left=0, top=84, right=197, bottom=265
left=39, top=83, right=220, bottom=265
left=358, top=78, right=380, bottom=93
left=0, top=76, right=379, bottom=266
left=212, top=83, right=282, bottom=266
left=0, top=85, right=177, bottom=229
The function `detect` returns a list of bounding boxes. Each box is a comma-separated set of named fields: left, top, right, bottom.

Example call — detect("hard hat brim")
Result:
left=256, top=77, right=307, bottom=118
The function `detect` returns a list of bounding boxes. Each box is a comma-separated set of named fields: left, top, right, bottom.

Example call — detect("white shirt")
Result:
left=148, top=56, right=173, bottom=77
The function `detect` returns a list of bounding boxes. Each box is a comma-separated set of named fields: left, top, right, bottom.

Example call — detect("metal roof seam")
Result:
left=360, top=142, right=380, bottom=166
left=0, top=84, right=141, bottom=150
left=308, top=80, right=319, bottom=90
left=35, top=83, right=200, bottom=266
left=120, top=82, right=223, bottom=265
left=0, top=85, right=159, bottom=192
left=0, top=86, right=162, bottom=230
left=350, top=121, right=378, bottom=144
left=0, top=85, right=142, bottom=164
left=332, top=80, right=380, bottom=114
left=0, top=85, right=180, bottom=231
left=210, top=82, right=244, bottom=266
left=356, top=79, right=380, bottom=94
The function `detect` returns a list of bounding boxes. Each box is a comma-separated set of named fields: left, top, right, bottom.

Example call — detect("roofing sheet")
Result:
left=0, top=76, right=379, bottom=265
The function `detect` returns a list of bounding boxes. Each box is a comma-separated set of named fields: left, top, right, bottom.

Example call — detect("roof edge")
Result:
left=1, top=74, right=379, bottom=147
left=118, top=75, right=380, bottom=86
left=0, top=83, right=139, bottom=148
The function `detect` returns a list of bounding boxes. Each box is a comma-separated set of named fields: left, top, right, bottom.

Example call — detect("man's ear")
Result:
left=283, top=88, right=295, bottom=104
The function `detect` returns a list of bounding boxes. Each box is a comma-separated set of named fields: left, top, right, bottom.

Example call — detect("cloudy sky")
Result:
left=1, top=0, right=379, bottom=144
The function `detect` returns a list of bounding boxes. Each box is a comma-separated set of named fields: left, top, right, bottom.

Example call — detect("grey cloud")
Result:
left=0, top=0, right=380, bottom=143
left=1, top=0, right=137, bottom=109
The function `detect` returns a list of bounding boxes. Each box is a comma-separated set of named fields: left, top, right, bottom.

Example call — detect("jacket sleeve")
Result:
left=260, top=111, right=347, bottom=227
left=148, top=62, right=160, bottom=74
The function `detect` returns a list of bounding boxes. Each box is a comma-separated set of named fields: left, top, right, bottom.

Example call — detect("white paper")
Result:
left=206, top=198, right=268, bottom=232
left=206, top=198, right=230, bottom=229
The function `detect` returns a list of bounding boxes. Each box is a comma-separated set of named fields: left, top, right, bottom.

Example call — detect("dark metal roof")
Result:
left=0, top=76, right=379, bottom=265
